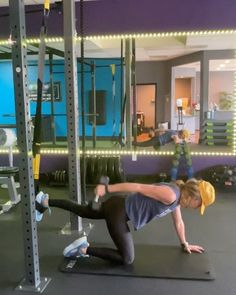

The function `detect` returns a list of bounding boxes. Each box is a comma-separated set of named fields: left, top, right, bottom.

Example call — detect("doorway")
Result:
left=136, top=83, right=156, bottom=132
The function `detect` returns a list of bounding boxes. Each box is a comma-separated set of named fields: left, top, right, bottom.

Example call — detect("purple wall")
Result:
left=83, top=0, right=236, bottom=35
left=0, top=0, right=236, bottom=38
left=1, top=154, right=236, bottom=176
left=122, top=155, right=236, bottom=175
left=0, top=154, right=68, bottom=173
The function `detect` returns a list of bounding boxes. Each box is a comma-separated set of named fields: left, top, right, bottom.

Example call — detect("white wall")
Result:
left=136, top=84, right=156, bottom=128
left=208, top=71, right=234, bottom=107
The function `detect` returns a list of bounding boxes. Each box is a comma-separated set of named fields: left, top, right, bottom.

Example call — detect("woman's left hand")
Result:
left=184, top=243, right=205, bottom=254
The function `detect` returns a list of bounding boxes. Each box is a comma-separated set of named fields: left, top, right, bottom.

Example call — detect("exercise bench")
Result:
left=0, top=166, right=21, bottom=214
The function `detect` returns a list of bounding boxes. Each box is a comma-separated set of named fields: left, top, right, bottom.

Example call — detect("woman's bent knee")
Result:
left=122, top=254, right=135, bottom=265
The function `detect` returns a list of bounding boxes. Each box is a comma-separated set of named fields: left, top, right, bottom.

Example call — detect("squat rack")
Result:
left=9, top=0, right=135, bottom=292
left=9, top=0, right=81, bottom=292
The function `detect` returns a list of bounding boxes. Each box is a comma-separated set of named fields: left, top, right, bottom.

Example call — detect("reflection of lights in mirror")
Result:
left=0, top=30, right=235, bottom=156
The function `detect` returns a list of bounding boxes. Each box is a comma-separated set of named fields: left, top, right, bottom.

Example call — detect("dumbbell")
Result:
left=92, top=176, right=110, bottom=210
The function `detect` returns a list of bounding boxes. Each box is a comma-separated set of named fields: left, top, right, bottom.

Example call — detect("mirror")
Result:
left=0, top=31, right=235, bottom=155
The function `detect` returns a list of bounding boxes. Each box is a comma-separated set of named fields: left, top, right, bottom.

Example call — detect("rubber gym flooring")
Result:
left=0, top=183, right=236, bottom=295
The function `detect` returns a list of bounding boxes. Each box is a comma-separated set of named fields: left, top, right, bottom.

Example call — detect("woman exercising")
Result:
left=133, top=128, right=177, bottom=150
left=36, top=178, right=215, bottom=265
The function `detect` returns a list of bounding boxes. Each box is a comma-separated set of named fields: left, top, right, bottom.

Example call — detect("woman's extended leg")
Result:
left=48, top=199, right=105, bottom=219
left=133, top=136, right=160, bottom=147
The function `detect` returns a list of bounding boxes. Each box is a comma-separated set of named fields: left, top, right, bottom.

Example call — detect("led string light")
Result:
left=0, top=148, right=234, bottom=156
left=233, top=50, right=236, bottom=155
left=1, top=29, right=236, bottom=45
left=0, top=29, right=235, bottom=156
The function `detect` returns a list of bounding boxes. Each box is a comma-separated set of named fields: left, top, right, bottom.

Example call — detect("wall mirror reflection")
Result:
left=0, top=32, right=235, bottom=154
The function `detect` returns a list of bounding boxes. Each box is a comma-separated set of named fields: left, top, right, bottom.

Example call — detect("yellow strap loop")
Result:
left=44, top=0, right=50, bottom=11
left=33, top=154, right=41, bottom=180
left=110, top=64, right=116, bottom=76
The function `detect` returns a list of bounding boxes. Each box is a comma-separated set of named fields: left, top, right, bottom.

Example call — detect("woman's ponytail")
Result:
left=175, top=179, right=185, bottom=189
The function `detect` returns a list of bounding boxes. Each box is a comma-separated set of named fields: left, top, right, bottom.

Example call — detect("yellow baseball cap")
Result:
left=198, top=180, right=215, bottom=215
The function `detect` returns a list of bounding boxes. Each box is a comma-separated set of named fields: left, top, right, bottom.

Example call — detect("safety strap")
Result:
left=118, top=93, right=127, bottom=147
left=110, top=64, right=117, bottom=142
left=33, top=0, right=50, bottom=191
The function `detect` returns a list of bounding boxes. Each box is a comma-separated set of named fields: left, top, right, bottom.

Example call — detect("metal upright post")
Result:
left=79, top=0, right=87, bottom=205
left=91, top=61, right=97, bottom=149
left=9, top=0, right=50, bottom=292
left=63, top=0, right=82, bottom=232
left=199, top=52, right=209, bottom=142
left=125, top=39, right=132, bottom=148
left=119, top=39, right=126, bottom=147
left=131, top=38, right=137, bottom=144
left=49, top=52, right=56, bottom=145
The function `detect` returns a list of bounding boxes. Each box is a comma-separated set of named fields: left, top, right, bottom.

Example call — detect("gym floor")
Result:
left=0, top=184, right=236, bottom=295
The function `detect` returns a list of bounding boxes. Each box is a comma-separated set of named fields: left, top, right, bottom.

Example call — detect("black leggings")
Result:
left=48, top=196, right=134, bottom=265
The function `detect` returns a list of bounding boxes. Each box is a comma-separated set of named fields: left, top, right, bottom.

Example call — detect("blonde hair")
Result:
left=175, top=178, right=201, bottom=200
left=178, top=129, right=190, bottom=140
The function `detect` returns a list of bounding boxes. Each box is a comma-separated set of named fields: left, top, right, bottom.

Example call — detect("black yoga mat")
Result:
left=59, top=244, right=215, bottom=280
